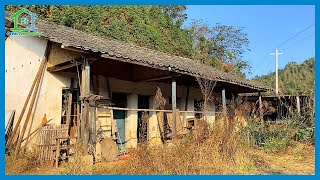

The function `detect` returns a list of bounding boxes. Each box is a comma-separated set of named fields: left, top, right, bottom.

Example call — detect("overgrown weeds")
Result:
left=247, top=107, right=314, bottom=151
left=96, top=119, right=254, bottom=174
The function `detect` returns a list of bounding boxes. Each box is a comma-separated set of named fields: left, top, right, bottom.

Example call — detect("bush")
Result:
left=247, top=120, right=292, bottom=151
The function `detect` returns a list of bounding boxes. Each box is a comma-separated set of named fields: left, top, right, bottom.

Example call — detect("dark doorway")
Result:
left=137, top=95, right=149, bottom=143
left=112, top=93, right=127, bottom=146
left=194, top=99, right=204, bottom=119
left=61, top=88, right=79, bottom=127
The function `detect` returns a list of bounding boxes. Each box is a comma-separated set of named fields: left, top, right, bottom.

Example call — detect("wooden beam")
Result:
left=172, top=77, right=177, bottom=136
left=135, top=74, right=181, bottom=82
left=61, top=44, right=89, bottom=54
left=47, top=57, right=83, bottom=72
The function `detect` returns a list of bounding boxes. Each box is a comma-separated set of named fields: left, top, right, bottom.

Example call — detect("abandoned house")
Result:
left=5, top=13, right=272, bottom=162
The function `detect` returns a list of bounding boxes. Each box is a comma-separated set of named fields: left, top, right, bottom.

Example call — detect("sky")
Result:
left=184, top=5, right=315, bottom=79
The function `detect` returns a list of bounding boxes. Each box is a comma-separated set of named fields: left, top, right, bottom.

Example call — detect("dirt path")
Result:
left=250, top=143, right=314, bottom=174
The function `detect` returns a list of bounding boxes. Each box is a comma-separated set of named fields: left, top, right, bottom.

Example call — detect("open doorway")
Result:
left=137, top=95, right=149, bottom=143
left=112, top=93, right=127, bottom=146
left=61, top=88, right=79, bottom=127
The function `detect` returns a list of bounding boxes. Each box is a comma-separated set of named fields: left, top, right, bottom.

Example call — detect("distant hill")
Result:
left=252, top=57, right=314, bottom=95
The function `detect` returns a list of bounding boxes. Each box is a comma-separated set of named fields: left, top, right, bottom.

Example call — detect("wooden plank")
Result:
left=22, top=119, right=53, bottom=143
left=55, top=139, right=60, bottom=168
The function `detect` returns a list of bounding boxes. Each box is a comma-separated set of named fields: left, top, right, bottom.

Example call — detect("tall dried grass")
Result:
left=96, top=119, right=254, bottom=175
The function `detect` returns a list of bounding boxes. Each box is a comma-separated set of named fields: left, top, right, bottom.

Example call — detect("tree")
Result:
left=189, top=20, right=251, bottom=77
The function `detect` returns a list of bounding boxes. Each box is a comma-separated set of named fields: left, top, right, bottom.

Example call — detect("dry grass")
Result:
left=94, top=120, right=260, bottom=175
left=6, top=125, right=314, bottom=175
left=5, top=94, right=315, bottom=175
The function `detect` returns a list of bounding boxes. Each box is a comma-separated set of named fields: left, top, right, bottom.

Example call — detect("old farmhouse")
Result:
left=5, top=13, right=272, bottom=162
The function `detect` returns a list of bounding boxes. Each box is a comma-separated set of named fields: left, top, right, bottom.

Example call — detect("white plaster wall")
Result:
left=125, top=94, right=138, bottom=148
left=5, top=36, right=48, bottom=146
left=5, top=37, right=78, bottom=147
left=45, top=72, right=78, bottom=125
left=148, top=96, right=162, bottom=146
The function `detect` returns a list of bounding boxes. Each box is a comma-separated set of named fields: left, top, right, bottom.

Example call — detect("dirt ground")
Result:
left=250, top=143, right=315, bottom=174
left=7, top=143, right=314, bottom=175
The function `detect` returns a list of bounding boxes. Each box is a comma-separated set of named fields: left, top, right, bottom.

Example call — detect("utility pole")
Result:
left=270, top=48, right=283, bottom=96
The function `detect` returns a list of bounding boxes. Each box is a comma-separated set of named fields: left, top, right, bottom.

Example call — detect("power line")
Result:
left=282, top=32, right=315, bottom=52
left=277, top=24, right=314, bottom=48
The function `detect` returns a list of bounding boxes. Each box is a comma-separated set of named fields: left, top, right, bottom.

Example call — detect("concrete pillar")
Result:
left=186, top=97, right=194, bottom=119
left=172, top=77, right=177, bottom=136
left=206, top=101, right=216, bottom=124
left=148, top=96, right=162, bottom=146
left=258, top=92, right=263, bottom=119
left=180, top=97, right=187, bottom=127
left=222, top=87, right=226, bottom=116
left=221, top=87, right=228, bottom=127
left=296, top=96, right=301, bottom=116
left=125, top=94, right=138, bottom=148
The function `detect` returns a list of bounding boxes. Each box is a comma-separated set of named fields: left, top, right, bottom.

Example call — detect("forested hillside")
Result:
left=253, top=57, right=314, bottom=95
left=6, top=5, right=250, bottom=78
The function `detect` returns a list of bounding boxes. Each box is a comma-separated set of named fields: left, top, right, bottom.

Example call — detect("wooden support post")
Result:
left=66, top=78, right=74, bottom=133
left=259, top=92, right=263, bottom=120
left=77, top=83, right=80, bottom=138
left=80, top=59, right=90, bottom=152
left=55, top=139, right=60, bottom=168
left=296, top=96, right=301, bottom=116
left=172, top=77, right=177, bottom=136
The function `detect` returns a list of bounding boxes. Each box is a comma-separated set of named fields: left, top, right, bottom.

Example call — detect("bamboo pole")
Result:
left=6, top=59, right=46, bottom=149
left=14, top=60, right=46, bottom=156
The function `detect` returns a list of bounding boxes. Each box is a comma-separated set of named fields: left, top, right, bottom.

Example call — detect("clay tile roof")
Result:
left=5, top=12, right=272, bottom=92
